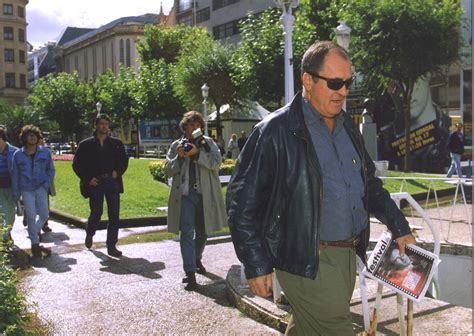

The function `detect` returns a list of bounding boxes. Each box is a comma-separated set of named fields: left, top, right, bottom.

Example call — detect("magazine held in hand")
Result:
left=363, top=231, right=441, bottom=302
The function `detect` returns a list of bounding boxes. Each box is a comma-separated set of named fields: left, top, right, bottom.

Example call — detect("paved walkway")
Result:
left=11, top=219, right=279, bottom=335
left=9, top=202, right=472, bottom=335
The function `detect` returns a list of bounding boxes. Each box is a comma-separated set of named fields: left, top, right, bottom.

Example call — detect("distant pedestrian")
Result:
left=12, top=125, right=55, bottom=258
left=164, top=111, right=226, bottom=290
left=227, top=133, right=239, bottom=159
left=237, top=131, right=247, bottom=152
left=73, top=114, right=128, bottom=258
left=446, top=122, right=464, bottom=178
left=0, top=125, right=18, bottom=245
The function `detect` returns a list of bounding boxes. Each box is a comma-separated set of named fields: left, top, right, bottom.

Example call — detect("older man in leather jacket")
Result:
left=226, top=41, right=416, bottom=335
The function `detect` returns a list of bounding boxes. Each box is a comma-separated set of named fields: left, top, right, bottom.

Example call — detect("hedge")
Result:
left=149, top=159, right=236, bottom=183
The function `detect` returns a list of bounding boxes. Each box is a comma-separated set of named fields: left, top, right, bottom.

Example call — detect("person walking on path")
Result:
left=227, top=133, right=239, bottom=159
left=237, top=131, right=247, bottom=152
left=11, top=125, right=55, bottom=258
left=0, top=125, right=18, bottom=245
left=73, top=114, right=128, bottom=258
left=227, top=41, right=416, bottom=335
left=446, top=122, right=464, bottom=178
left=164, top=111, right=226, bottom=290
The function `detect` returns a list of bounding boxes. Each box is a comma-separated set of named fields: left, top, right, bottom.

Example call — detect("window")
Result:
left=17, top=6, right=24, bottom=18
left=212, top=19, right=240, bottom=39
left=5, top=73, right=15, bottom=88
left=196, top=7, right=210, bottom=23
left=119, top=39, right=124, bottom=64
left=177, top=0, right=193, bottom=13
left=177, top=13, right=193, bottom=26
left=125, top=39, right=131, bottom=67
left=3, top=4, right=13, bottom=15
left=20, top=74, right=26, bottom=88
left=18, top=29, right=25, bottom=42
left=212, top=0, right=239, bottom=11
left=4, top=27, right=13, bottom=40
left=19, top=50, right=25, bottom=63
left=74, top=55, right=79, bottom=71
left=4, top=48, right=14, bottom=62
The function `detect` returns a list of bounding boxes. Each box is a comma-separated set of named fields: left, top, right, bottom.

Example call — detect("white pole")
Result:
left=203, top=98, right=208, bottom=136
left=280, top=7, right=295, bottom=105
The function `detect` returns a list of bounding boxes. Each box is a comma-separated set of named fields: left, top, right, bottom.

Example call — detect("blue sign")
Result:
left=139, top=118, right=182, bottom=142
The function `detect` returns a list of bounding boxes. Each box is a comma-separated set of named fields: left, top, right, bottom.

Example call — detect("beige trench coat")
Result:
left=164, top=136, right=227, bottom=235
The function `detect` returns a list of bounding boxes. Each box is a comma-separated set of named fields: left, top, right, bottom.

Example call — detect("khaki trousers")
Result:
left=276, top=245, right=357, bottom=336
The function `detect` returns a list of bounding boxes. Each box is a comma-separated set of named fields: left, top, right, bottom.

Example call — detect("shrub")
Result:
left=149, top=158, right=236, bottom=182
left=149, top=160, right=167, bottom=184
left=0, top=225, right=29, bottom=335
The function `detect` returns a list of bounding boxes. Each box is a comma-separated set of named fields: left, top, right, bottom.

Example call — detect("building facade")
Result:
left=56, top=13, right=167, bottom=80
left=173, top=0, right=276, bottom=44
left=0, top=0, right=28, bottom=105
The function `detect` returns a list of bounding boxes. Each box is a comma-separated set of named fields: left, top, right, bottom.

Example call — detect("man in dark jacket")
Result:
left=226, top=41, right=416, bottom=335
left=73, top=114, right=128, bottom=257
left=446, top=122, right=464, bottom=178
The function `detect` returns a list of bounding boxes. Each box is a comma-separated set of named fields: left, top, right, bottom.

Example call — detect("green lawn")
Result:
left=51, top=159, right=454, bottom=219
left=51, top=159, right=170, bottom=219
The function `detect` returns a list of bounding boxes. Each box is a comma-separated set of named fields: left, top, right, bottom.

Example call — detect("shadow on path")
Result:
left=30, top=253, right=77, bottom=273
left=90, top=250, right=165, bottom=279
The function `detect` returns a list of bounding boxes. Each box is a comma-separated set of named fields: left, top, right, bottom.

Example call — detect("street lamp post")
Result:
left=96, top=101, right=102, bottom=116
left=201, top=83, right=209, bottom=136
left=274, top=0, right=299, bottom=105
left=334, top=21, right=352, bottom=111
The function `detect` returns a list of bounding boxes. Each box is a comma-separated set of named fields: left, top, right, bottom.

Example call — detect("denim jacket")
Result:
left=11, top=146, right=55, bottom=201
left=3, top=142, right=18, bottom=175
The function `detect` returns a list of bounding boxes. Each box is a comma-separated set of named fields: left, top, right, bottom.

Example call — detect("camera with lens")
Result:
left=179, top=128, right=210, bottom=153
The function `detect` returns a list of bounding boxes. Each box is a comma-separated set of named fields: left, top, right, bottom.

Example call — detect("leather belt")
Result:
left=320, top=237, right=360, bottom=248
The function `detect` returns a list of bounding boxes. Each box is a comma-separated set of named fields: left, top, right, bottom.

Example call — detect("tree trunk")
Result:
left=215, top=103, right=222, bottom=138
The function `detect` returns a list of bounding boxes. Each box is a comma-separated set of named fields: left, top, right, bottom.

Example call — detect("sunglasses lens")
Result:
left=327, top=80, right=344, bottom=90
left=327, top=78, right=352, bottom=90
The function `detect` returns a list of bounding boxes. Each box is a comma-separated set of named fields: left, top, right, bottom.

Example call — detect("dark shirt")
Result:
left=302, top=96, right=368, bottom=241
left=0, top=145, right=10, bottom=188
left=97, top=138, right=117, bottom=175
left=237, top=137, right=247, bottom=151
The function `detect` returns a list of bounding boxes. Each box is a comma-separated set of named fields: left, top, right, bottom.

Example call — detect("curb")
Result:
left=49, top=208, right=167, bottom=230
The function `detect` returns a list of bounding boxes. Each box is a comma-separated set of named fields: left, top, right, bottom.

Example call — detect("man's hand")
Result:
left=184, top=143, right=199, bottom=157
left=111, top=170, right=118, bottom=179
left=395, top=234, right=417, bottom=256
left=89, top=177, right=99, bottom=187
left=247, top=274, right=273, bottom=298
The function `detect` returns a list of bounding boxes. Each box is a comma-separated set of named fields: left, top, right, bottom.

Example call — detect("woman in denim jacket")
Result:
left=11, top=125, right=55, bottom=257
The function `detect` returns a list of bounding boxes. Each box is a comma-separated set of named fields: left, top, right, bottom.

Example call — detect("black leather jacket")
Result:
left=226, top=92, right=411, bottom=280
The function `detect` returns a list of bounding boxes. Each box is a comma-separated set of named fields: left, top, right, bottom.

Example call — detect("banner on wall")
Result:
left=390, top=121, right=438, bottom=157
left=139, top=118, right=181, bottom=142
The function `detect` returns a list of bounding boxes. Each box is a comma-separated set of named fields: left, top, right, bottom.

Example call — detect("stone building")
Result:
left=0, top=0, right=28, bottom=104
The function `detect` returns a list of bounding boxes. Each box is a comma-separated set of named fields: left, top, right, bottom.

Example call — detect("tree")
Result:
left=94, top=67, right=138, bottom=124
left=134, top=60, right=185, bottom=120
left=137, top=24, right=209, bottom=65
left=231, top=7, right=318, bottom=110
left=0, top=100, right=43, bottom=146
left=231, top=9, right=285, bottom=110
left=343, top=0, right=463, bottom=170
left=28, top=72, right=94, bottom=142
left=174, top=37, right=236, bottom=138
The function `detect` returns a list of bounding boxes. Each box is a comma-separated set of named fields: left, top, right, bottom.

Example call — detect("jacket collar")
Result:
left=287, top=91, right=307, bottom=136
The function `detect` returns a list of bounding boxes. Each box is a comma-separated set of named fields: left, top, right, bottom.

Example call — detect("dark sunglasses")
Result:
left=306, top=71, right=353, bottom=91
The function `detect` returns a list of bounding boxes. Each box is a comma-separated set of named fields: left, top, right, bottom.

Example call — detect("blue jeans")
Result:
left=447, top=153, right=462, bottom=178
left=22, top=187, right=49, bottom=245
left=179, top=189, right=208, bottom=273
left=87, top=176, right=120, bottom=249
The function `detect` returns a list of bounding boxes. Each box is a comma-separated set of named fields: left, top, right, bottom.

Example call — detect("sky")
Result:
left=27, top=0, right=174, bottom=49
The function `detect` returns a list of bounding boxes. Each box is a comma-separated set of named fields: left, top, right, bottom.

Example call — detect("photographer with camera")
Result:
left=164, top=111, right=227, bottom=290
